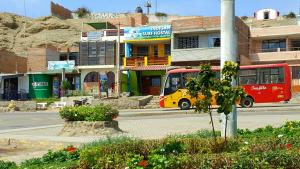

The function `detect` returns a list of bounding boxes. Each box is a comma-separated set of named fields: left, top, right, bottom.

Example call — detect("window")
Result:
left=153, top=45, right=158, bottom=57
left=259, top=68, right=284, bottom=84
left=137, top=46, right=149, bottom=56
left=164, top=73, right=182, bottom=95
left=164, top=44, right=171, bottom=56
left=262, top=39, right=286, bottom=52
left=151, top=77, right=161, bottom=87
left=264, top=11, right=270, bottom=19
left=177, top=36, right=199, bottom=49
left=239, top=69, right=257, bottom=85
left=88, top=42, right=97, bottom=57
left=182, top=72, right=198, bottom=87
left=209, top=37, right=221, bottom=47
left=292, top=66, right=300, bottom=79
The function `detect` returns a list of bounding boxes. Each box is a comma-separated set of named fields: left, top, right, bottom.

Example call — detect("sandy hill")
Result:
left=0, top=12, right=96, bottom=57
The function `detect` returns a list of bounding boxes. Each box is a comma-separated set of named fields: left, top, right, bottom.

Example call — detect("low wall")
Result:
left=59, top=121, right=120, bottom=136
left=91, top=95, right=153, bottom=109
left=0, top=101, right=36, bottom=112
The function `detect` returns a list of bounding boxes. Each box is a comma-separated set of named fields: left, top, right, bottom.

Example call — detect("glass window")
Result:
left=182, top=72, right=198, bottom=87
left=209, top=37, right=221, bottom=47
left=239, top=69, right=258, bottom=85
left=152, top=77, right=161, bottom=87
left=88, top=42, right=97, bottom=57
left=262, top=39, right=286, bottom=52
left=137, top=46, right=149, bottom=56
left=259, top=67, right=284, bottom=84
left=292, top=66, right=300, bottom=79
left=164, top=73, right=182, bottom=95
left=164, top=44, right=171, bottom=56
left=177, top=36, right=199, bottom=49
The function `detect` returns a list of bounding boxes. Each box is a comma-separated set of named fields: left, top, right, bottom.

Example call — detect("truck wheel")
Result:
left=179, top=99, right=191, bottom=110
left=241, top=97, right=253, bottom=108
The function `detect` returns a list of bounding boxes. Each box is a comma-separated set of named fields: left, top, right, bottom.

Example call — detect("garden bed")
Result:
left=58, top=104, right=121, bottom=137
left=2, top=121, right=300, bottom=169
left=59, top=121, right=121, bottom=136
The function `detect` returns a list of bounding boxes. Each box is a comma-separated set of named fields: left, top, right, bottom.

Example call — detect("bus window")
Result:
left=164, top=74, right=182, bottom=95
left=260, top=68, right=271, bottom=84
left=182, top=72, right=198, bottom=87
left=239, top=69, right=257, bottom=85
left=259, top=67, right=284, bottom=84
left=271, top=67, right=284, bottom=83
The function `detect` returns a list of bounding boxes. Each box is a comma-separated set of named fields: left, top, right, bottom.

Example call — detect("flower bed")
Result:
left=58, top=104, right=120, bottom=136
left=4, top=121, right=300, bottom=169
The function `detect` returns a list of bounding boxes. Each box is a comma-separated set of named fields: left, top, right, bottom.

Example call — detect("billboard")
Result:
left=124, top=25, right=171, bottom=40
left=81, top=31, right=103, bottom=41
left=48, top=60, right=75, bottom=70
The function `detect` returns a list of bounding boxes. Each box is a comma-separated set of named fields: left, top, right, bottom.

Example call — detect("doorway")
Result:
left=3, top=78, right=18, bottom=100
left=141, top=76, right=161, bottom=95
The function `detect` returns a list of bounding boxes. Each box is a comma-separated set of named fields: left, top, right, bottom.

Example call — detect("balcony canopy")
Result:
left=86, top=22, right=116, bottom=30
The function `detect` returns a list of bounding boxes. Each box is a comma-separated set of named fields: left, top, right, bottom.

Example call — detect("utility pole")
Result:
left=116, top=23, right=121, bottom=97
left=220, top=0, right=237, bottom=137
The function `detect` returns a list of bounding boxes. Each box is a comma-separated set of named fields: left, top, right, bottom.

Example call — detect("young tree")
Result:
left=186, top=64, right=219, bottom=141
left=186, top=61, right=246, bottom=141
left=215, top=61, right=246, bottom=141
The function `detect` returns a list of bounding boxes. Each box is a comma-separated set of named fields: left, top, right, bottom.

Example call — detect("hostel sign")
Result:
left=124, top=25, right=171, bottom=40
left=48, top=61, right=75, bottom=70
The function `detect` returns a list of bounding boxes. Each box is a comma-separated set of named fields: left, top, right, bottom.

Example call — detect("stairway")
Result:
left=143, top=96, right=160, bottom=109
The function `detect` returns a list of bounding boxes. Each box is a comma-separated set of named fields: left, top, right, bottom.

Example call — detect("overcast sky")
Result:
left=0, top=0, right=299, bottom=18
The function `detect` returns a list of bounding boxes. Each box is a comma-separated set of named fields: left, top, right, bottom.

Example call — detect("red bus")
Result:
left=160, top=63, right=291, bottom=109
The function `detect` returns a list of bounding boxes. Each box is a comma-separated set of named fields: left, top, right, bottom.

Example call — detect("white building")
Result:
left=254, top=9, right=280, bottom=20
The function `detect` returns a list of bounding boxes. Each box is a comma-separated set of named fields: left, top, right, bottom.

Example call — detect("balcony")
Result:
left=124, top=56, right=171, bottom=67
left=171, top=47, right=220, bottom=62
left=250, top=47, right=300, bottom=63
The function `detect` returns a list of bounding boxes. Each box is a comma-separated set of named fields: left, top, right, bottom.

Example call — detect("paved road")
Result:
left=0, top=107, right=300, bottom=132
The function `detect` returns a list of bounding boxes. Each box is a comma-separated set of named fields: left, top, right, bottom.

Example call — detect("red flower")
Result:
left=65, top=146, right=77, bottom=153
left=139, top=160, right=147, bottom=168
left=286, top=143, right=292, bottom=150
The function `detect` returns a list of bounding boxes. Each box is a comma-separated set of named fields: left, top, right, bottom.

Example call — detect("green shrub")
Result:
left=59, top=104, right=119, bottom=121
left=0, top=160, right=17, bottom=169
left=21, top=147, right=80, bottom=168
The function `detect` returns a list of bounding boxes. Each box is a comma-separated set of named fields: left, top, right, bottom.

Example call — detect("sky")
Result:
left=0, top=0, right=299, bottom=18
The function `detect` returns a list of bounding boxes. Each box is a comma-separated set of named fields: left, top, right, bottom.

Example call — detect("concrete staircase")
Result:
left=143, top=96, right=160, bottom=109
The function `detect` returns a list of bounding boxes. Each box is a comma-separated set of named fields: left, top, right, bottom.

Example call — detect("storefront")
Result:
left=78, top=66, right=116, bottom=97
left=0, top=74, right=28, bottom=100
left=122, top=25, right=172, bottom=96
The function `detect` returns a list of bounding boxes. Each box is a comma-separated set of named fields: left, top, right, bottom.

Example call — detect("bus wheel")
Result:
left=241, top=97, right=253, bottom=108
left=179, top=99, right=191, bottom=110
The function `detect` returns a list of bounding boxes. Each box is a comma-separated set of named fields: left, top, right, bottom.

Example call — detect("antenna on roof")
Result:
left=145, top=1, right=152, bottom=15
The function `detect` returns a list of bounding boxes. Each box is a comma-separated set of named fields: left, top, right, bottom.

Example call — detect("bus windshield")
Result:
left=164, top=73, right=182, bottom=95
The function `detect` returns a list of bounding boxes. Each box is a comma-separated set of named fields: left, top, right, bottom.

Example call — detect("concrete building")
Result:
left=0, top=50, right=28, bottom=100
left=249, top=24, right=300, bottom=93
left=122, top=25, right=172, bottom=96
left=171, top=16, right=250, bottom=66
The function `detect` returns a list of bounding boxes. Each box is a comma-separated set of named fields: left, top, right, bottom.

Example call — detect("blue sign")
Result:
left=124, top=25, right=171, bottom=40
left=48, top=61, right=75, bottom=70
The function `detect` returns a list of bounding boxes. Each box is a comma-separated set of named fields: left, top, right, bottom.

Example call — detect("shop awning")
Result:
left=0, top=74, right=24, bottom=80
left=122, top=65, right=170, bottom=71
left=86, top=22, right=116, bottom=30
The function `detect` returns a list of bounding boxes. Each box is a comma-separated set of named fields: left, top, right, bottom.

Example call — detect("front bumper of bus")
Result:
left=159, top=95, right=165, bottom=108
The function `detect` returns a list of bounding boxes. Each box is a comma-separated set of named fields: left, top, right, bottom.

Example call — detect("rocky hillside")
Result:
left=0, top=12, right=95, bottom=57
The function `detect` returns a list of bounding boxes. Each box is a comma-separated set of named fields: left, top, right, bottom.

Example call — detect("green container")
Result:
left=29, top=74, right=53, bottom=99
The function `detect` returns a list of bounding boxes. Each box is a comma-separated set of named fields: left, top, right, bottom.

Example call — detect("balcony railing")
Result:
left=124, top=56, right=171, bottom=67
left=253, top=47, right=300, bottom=53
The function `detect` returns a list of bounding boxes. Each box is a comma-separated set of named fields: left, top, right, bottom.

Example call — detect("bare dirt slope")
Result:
left=0, top=12, right=95, bottom=57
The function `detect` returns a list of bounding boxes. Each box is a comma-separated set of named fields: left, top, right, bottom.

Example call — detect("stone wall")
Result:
left=59, top=121, right=121, bottom=136
left=91, top=95, right=153, bottom=109
left=0, top=101, right=36, bottom=112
